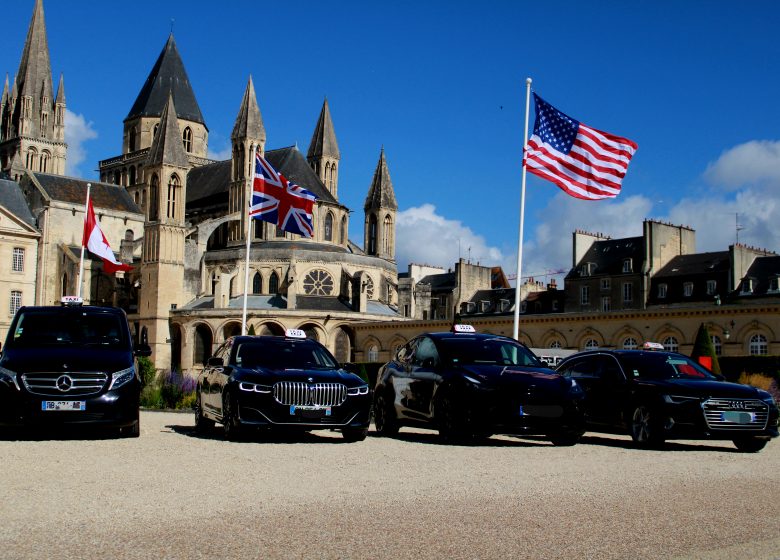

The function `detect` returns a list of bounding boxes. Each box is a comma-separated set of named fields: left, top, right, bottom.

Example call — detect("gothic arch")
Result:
left=253, top=321, right=285, bottom=336
left=192, top=322, right=214, bottom=365
left=221, top=321, right=242, bottom=341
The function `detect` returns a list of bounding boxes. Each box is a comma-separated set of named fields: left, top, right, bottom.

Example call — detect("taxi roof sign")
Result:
left=643, top=341, right=664, bottom=351
left=285, top=328, right=307, bottom=339
left=451, top=324, right=476, bottom=334
left=60, top=296, right=83, bottom=306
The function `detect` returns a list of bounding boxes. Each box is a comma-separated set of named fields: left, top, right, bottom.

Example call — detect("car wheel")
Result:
left=630, top=405, right=664, bottom=448
left=119, top=415, right=140, bottom=438
left=373, top=392, right=399, bottom=437
left=342, top=427, right=368, bottom=442
left=194, top=392, right=215, bottom=434
left=437, top=389, right=471, bottom=444
left=222, top=391, right=244, bottom=441
left=733, top=436, right=767, bottom=453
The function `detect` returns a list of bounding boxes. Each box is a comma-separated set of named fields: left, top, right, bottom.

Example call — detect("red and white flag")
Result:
left=82, top=198, right=132, bottom=274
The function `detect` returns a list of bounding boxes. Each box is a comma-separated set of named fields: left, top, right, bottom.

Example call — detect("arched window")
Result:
left=340, top=216, right=347, bottom=245
left=26, top=147, right=38, bottom=171
left=211, top=271, right=218, bottom=295
left=129, top=127, right=137, bottom=152
left=128, top=166, right=136, bottom=185
left=149, top=174, right=160, bottom=221
left=194, top=324, right=213, bottom=365
left=166, top=174, right=179, bottom=219
left=367, top=344, right=379, bottom=362
left=324, top=162, right=331, bottom=190
left=749, top=334, right=768, bottom=355
left=324, top=212, right=333, bottom=241
left=367, top=214, right=377, bottom=255
left=330, top=163, right=336, bottom=191
left=662, top=336, right=679, bottom=353
left=269, top=272, right=279, bottom=294
left=711, top=335, right=722, bottom=356
left=252, top=272, right=262, bottom=294
left=39, top=151, right=50, bottom=173
left=623, top=337, right=638, bottom=350
left=584, top=338, right=599, bottom=350
left=383, top=215, right=393, bottom=254
left=182, top=126, right=192, bottom=153
left=549, top=340, right=562, bottom=349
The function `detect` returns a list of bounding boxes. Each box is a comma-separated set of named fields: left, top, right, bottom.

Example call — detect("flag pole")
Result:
left=241, top=144, right=255, bottom=336
left=513, top=78, right=532, bottom=341
left=77, top=182, right=91, bottom=300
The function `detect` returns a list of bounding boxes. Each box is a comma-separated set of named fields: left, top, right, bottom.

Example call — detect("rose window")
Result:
left=303, top=270, right=334, bottom=295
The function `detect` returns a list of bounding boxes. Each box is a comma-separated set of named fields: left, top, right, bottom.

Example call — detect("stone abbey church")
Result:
left=1, top=0, right=401, bottom=371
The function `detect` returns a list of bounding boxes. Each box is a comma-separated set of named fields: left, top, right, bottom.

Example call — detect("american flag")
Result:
left=250, top=152, right=317, bottom=238
left=525, top=93, right=637, bottom=200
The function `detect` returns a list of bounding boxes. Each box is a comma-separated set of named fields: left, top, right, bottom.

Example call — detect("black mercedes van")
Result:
left=0, top=298, right=151, bottom=437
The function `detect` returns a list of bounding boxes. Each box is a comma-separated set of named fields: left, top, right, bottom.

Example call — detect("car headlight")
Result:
left=662, top=394, right=700, bottom=404
left=347, top=385, right=369, bottom=396
left=757, top=390, right=777, bottom=407
left=462, top=375, right=482, bottom=386
left=239, top=381, right=272, bottom=393
left=0, top=365, right=20, bottom=391
left=109, top=366, right=136, bottom=390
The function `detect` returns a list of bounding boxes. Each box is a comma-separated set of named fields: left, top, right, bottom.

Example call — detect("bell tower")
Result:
left=364, top=148, right=397, bottom=262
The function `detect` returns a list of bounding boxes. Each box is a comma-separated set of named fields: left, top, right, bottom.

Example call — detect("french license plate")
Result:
left=290, top=405, right=331, bottom=417
left=722, top=411, right=754, bottom=424
left=42, top=401, right=86, bottom=411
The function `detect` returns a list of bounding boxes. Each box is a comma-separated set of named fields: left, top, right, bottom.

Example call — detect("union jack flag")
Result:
left=250, top=152, right=317, bottom=237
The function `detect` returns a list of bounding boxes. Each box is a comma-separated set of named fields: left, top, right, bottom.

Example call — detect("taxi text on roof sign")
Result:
left=285, top=328, right=307, bottom=339
left=451, top=324, right=476, bottom=334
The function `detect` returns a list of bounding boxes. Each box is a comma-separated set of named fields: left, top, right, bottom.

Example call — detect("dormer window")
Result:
left=479, top=300, right=491, bottom=313
left=769, top=276, right=780, bottom=293
left=622, top=258, right=632, bottom=273
left=460, top=301, right=476, bottom=315
left=580, top=262, right=594, bottom=277
left=658, top=283, right=667, bottom=299
left=683, top=282, right=693, bottom=297
left=499, top=299, right=511, bottom=312
left=741, top=278, right=754, bottom=294
left=706, top=280, right=717, bottom=295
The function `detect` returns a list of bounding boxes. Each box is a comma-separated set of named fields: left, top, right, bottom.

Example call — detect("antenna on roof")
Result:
left=735, top=212, right=745, bottom=244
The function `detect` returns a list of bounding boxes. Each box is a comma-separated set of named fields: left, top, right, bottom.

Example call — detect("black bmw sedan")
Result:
left=195, top=330, right=371, bottom=441
left=555, top=349, right=779, bottom=452
left=373, top=326, right=585, bottom=444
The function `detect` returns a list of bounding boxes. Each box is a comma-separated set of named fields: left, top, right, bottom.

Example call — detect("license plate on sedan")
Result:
left=42, top=401, right=86, bottom=411
left=722, top=411, right=754, bottom=424
left=290, top=405, right=331, bottom=417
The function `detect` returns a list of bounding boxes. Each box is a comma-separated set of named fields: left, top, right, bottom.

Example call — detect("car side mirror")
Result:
left=134, top=343, right=152, bottom=357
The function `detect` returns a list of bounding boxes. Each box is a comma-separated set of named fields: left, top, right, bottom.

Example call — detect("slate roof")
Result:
left=420, top=271, right=456, bottom=292
left=32, top=173, right=141, bottom=214
left=566, top=236, right=643, bottom=279
left=266, top=146, right=338, bottom=205
left=186, top=160, right=230, bottom=205
left=655, top=252, right=730, bottom=277
left=125, top=34, right=205, bottom=126
left=0, top=178, right=36, bottom=227
left=740, top=255, right=780, bottom=296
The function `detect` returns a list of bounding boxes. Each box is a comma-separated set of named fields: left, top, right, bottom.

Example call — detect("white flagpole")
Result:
left=513, top=78, right=532, bottom=341
left=77, top=182, right=91, bottom=300
left=241, top=145, right=255, bottom=335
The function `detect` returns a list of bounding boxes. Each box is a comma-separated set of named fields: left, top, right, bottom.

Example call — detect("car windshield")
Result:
left=619, top=353, right=717, bottom=380
left=9, top=309, right=128, bottom=349
left=234, top=340, right=339, bottom=370
left=437, top=337, right=544, bottom=367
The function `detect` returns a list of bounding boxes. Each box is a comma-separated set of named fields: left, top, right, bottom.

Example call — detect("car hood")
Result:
left=458, top=364, right=571, bottom=393
left=235, top=367, right=365, bottom=386
left=638, top=378, right=763, bottom=399
left=0, top=346, right=133, bottom=374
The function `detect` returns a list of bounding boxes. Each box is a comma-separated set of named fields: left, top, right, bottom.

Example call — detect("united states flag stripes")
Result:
left=525, top=93, right=637, bottom=200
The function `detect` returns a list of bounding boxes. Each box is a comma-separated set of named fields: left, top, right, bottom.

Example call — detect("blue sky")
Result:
left=4, top=1, right=780, bottom=285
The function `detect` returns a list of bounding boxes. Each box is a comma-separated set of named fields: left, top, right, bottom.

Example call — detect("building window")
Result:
left=584, top=338, right=599, bottom=350
left=741, top=278, right=754, bottom=294
left=12, top=248, right=24, bottom=272
left=40, top=151, right=50, bottom=172
left=269, top=272, right=279, bottom=294
left=711, top=335, right=722, bottom=356
left=580, top=286, right=590, bottom=305
left=149, top=174, right=160, bottom=221
left=9, top=290, right=22, bottom=316
left=275, top=226, right=286, bottom=238
left=166, top=174, right=179, bottom=219
left=367, top=214, right=377, bottom=255
left=253, top=220, right=265, bottom=240
left=622, top=258, right=632, bottom=273
left=623, top=282, right=633, bottom=303
left=302, top=269, right=334, bottom=296
left=182, top=127, right=193, bottom=152
left=383, top=215, right=393, bottom=255
left=340, top=216, right=347, bottom=245
left=601, top=278, right=611, bottom=291
left=706, top=280, right=717, bottom=295
left=749, top=334, right=768, bottom=356
left=580, top=263, right=593, bottom=277
left=662, top=336, right=679, bottom=353
left=769, top=277, right=780, bottom=293
left=403, top=304, right=410, bottom=317
left=658, top=283, right=667, bottom=299
left=550, top=340, right=562, bottom=349
left=601, top=296, right=611, bottom=312
left=623, top=337, right=638, bottom=350
left=324, top=213, right=333, bottom=241
left=683, top=282, right=693, bottom=297
left=367, top=344, right=379, bottom=362
left=252, top=272, right=262, bottom=294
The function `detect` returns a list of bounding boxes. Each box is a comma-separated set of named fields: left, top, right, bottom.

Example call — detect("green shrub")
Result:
left=178, top=392, right=196, bottom=410
left=137, top=356, right=157, bottom=387
left=140, top=384, right=163, bottom=408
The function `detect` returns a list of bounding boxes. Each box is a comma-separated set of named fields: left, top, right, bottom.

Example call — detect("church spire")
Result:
left=307, top=98, right=341, bottom=198
left=147, top=93, right=188, bottom=168
left=231, top=75, right=265, bottom=146
left=16, top=0, right=53, bottom=105
left=363, top=147, right=397, bottom=261
left=364, top=147, right=398, bottom=211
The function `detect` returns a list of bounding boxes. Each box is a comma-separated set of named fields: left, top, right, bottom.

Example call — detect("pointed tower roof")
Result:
left=16, top=0, right=54, bottom=103
left=231, top=76, right=265, bottom=142
left=1, top=75, right=8, bottom=106
left=55, top=72, right=65, bottom=103
left=307, top=98, right=340, bottom=159
left=364, top=148, right=397, bottom=211
left=126, top=34, right=205, bottom=126
left=147, top=93, right=189, bottom=168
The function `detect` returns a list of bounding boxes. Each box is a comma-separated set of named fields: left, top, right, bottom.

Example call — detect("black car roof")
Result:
left=559, top=349, right=682, bottom=361
left=424, top=332, right=515, bottom=341
left=16, top=305, right=126, bottom=315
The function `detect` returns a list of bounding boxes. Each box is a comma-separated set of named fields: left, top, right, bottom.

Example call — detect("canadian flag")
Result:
left=82, top=198, right=132, bottom=274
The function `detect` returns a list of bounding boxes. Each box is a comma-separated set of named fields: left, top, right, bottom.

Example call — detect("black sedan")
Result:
left=195, top=330, right=371, bottom=441
left=373, top=326, right=585, bottom=444
left=555, top=349, right=779, bottom=452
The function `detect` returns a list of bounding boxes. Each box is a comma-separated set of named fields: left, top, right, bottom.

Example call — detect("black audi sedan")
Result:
left=555, top=349, right=779, bottom=452
left=195, top=330, right=371, bottom=441
left=373, top=326, right=585, bottom=444
left=0, top=298, right=151, bottom=438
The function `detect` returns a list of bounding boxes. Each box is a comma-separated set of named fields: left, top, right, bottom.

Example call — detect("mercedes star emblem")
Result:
left=56, top=375, right=73, bottom=392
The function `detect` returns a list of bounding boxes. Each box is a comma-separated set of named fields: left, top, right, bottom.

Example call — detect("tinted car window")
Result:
left=9, top=308, right=129, bottom=349
left=412, top=337, right=439, bottom=367
left=437, top=337, right=544, bottom=367
left=234, top=339, right=338, bottom=370
left=559, top=357, right=598, bottom=378
left=619, top=352, right=716, bottom=380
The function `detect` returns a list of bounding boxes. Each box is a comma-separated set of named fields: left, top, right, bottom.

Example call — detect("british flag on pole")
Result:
left=250, top=152, right=317, bottom=237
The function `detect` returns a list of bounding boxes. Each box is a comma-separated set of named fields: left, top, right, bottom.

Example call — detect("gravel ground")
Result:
left=0, top=410, right=778, bottom=559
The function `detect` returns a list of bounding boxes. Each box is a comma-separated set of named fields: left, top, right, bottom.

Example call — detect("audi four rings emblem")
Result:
left=56, top=375, right=73, bottom=392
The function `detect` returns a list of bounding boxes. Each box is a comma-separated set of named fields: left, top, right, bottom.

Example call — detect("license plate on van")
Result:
left=42, top=401, right=86, bottom=411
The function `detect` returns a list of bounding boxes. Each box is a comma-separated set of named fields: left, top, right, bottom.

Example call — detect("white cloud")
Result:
left=64, top=109, right=98, bottom=177
left=208, top=142, right=232, bottom=161
left=703, top=140, right=780, bottom=190
left=395, top=204, right=511, bottom=272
